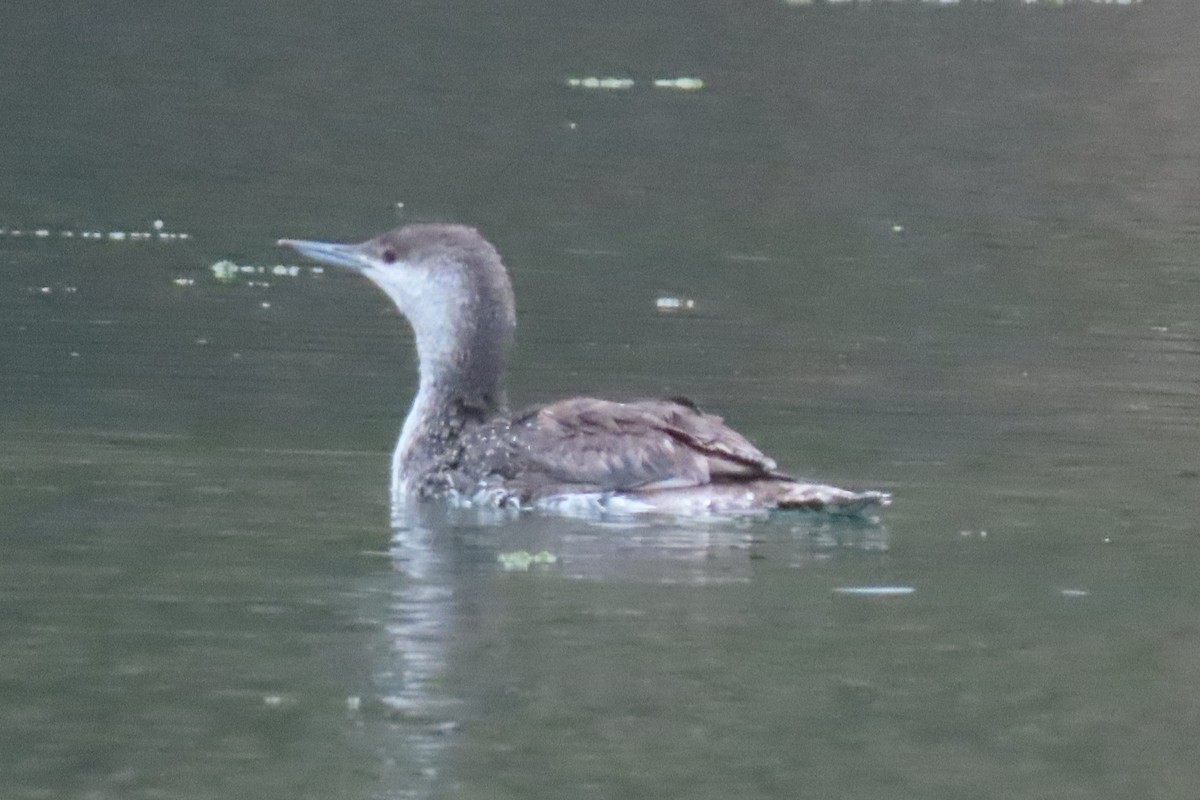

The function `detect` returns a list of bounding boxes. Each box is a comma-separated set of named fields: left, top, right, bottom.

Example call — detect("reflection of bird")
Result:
left=279, top=224, right=889, bottom=517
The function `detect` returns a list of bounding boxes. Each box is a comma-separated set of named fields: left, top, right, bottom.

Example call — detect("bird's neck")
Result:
left=391, top=313, right=511, bottom=497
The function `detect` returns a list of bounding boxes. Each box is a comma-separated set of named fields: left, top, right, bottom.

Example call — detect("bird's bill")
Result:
left=277, top=238, right=368, bottom=271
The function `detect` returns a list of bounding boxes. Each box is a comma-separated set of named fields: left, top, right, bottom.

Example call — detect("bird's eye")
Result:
left=381, top=248, right=398, bottom=264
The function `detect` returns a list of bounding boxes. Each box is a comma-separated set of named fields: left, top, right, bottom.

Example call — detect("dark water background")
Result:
left=3, top=1, right=1200, bottom=798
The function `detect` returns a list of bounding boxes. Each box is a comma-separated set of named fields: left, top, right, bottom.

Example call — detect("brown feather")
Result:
left=498, top=398, right=777, bottom=495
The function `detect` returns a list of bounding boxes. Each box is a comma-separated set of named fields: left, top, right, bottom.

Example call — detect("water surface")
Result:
left=3, top=1, right=1200, bottom=798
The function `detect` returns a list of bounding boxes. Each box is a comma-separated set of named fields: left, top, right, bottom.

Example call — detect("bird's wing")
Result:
left=506, top=397, right=779, bottom=493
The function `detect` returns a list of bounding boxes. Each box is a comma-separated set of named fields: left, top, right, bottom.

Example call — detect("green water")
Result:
left=3, top=2, right=1200, bottom=798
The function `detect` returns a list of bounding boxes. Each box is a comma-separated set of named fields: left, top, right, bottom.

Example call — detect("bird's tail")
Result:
left=775, top=481, right=892, bottom=515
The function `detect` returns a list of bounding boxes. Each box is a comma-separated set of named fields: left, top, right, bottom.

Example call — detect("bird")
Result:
left=278, top=224, right=890, bottom=518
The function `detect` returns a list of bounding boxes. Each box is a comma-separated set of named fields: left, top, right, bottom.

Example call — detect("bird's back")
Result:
left=435, top=397, right=888, bottom=516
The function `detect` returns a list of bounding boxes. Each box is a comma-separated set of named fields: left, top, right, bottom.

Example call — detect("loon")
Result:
left=278, top=224, right=890, bottom=517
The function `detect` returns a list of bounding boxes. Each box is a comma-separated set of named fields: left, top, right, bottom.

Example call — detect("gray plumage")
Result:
left=278, top=224, right=889, bottom=516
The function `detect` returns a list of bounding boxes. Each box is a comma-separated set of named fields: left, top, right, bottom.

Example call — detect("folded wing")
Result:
left=504, top=397, right=781, bottom=493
